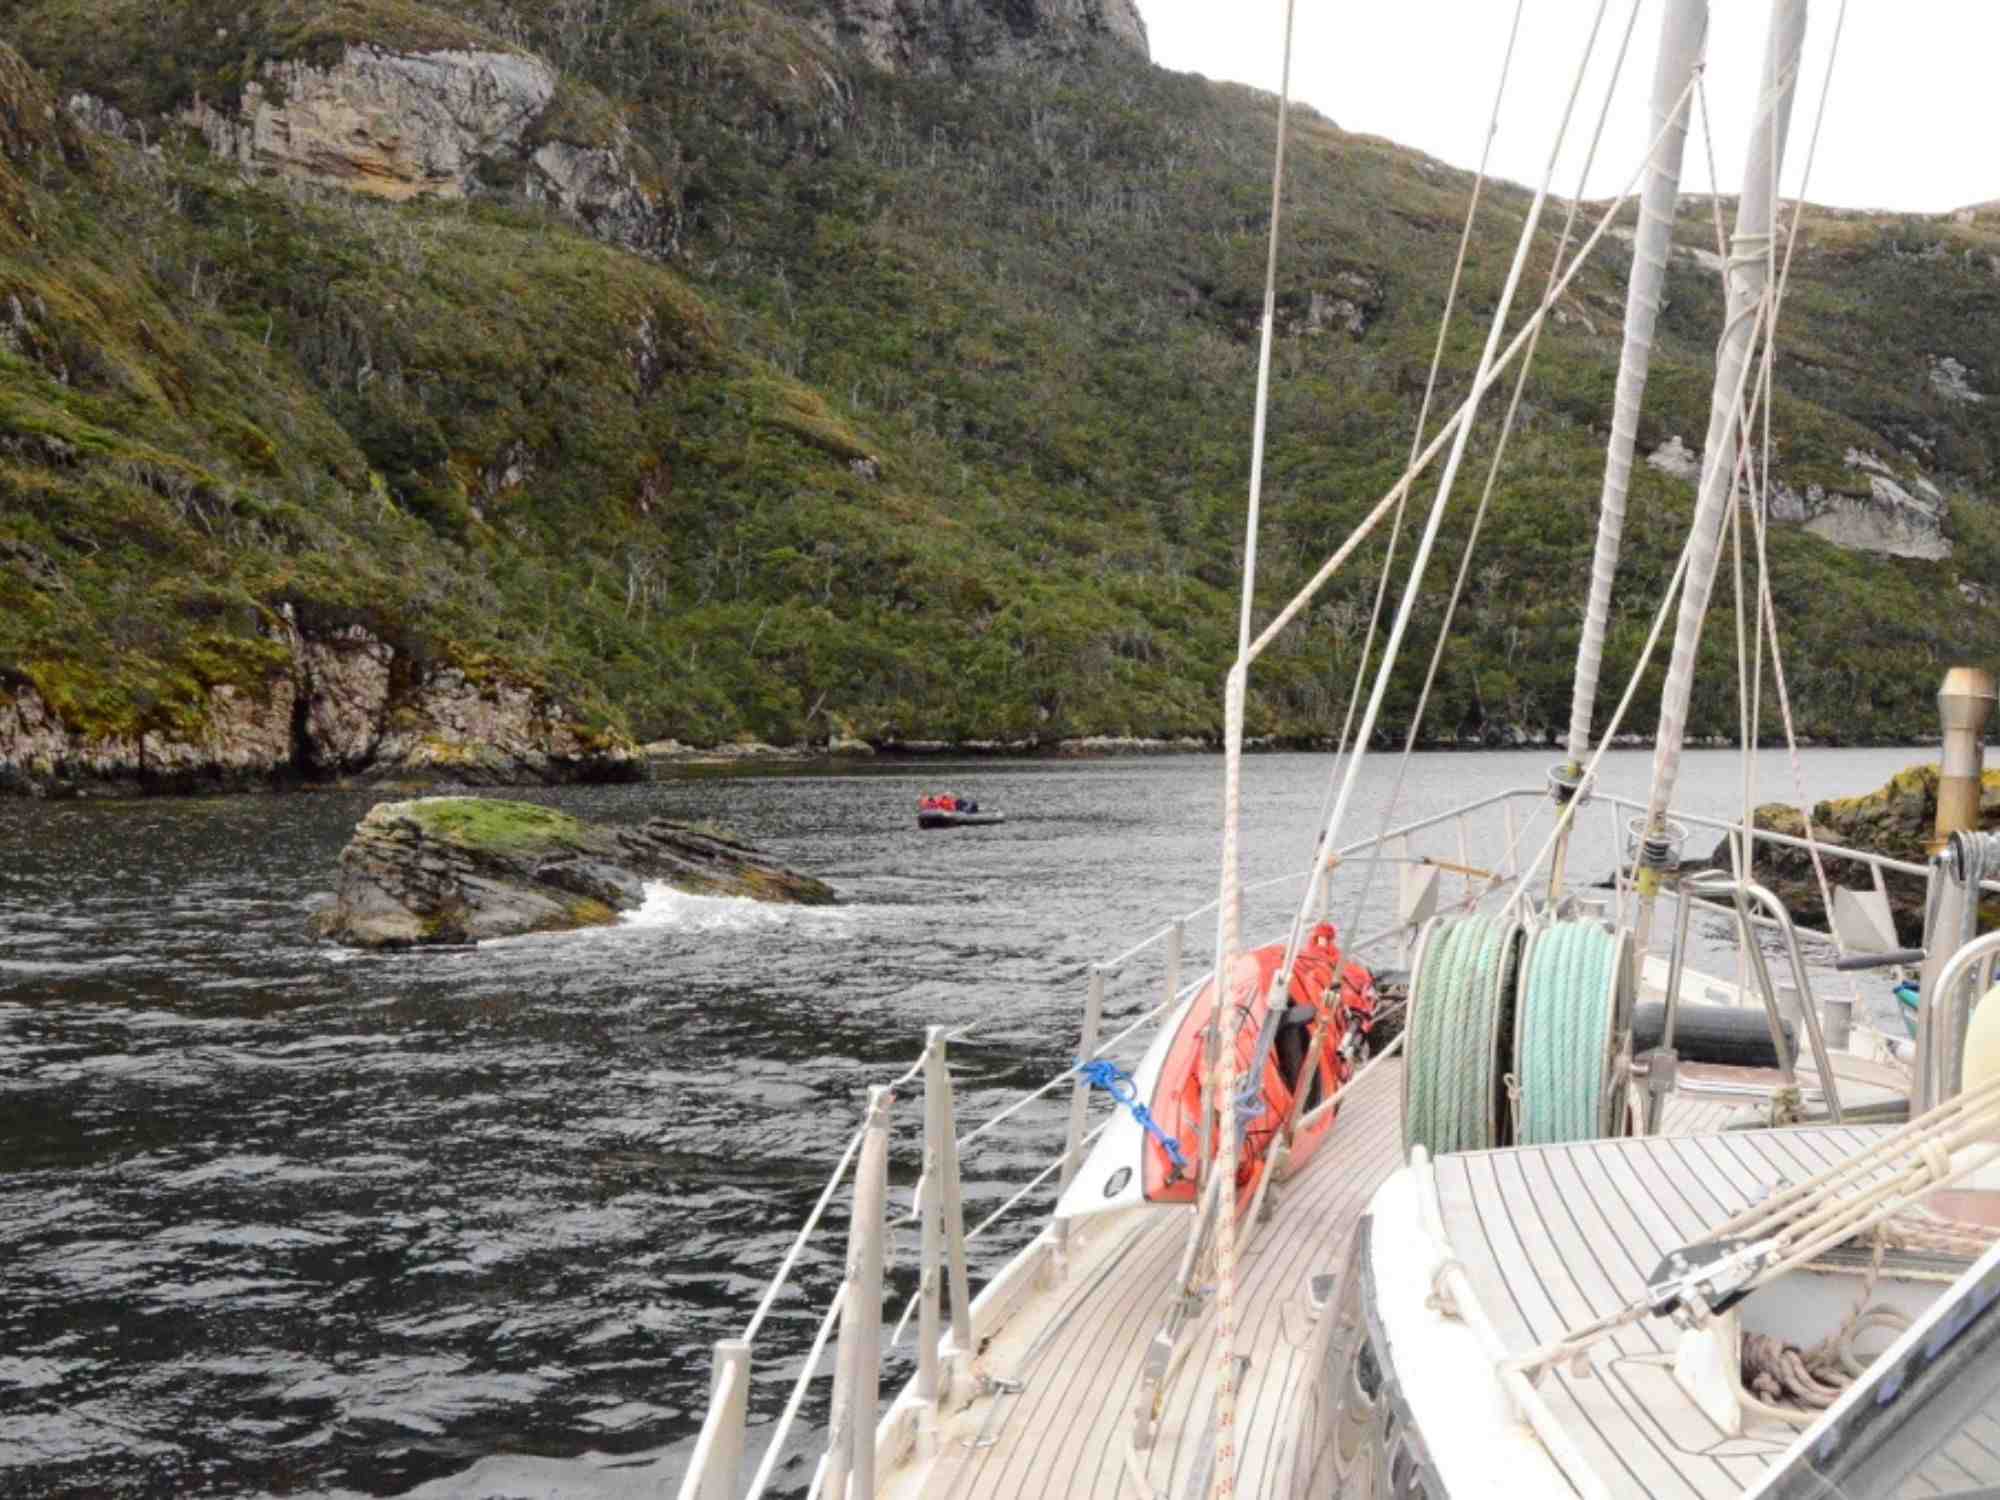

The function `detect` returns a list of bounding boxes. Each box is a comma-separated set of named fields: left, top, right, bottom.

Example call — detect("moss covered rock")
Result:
left=312, top=794, right=834, bottom=947
left=1709, top=763, right=2000, bottom=942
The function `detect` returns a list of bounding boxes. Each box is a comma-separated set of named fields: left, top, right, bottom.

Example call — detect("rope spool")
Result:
left=1513, top=919, right=1634, bottom=1145
left=1403, top=913, right=1525, bottom=1155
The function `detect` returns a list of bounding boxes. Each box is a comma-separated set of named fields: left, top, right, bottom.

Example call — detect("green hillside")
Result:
left=1, top=0, right=1996, bottom=787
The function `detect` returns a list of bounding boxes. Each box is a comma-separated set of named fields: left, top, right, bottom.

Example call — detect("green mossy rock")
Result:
left=312, top=794, right=835, bottom=948
left=1712, top=763, right=2000, bottom=942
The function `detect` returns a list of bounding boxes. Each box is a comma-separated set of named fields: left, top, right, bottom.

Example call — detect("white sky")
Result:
left=1136, top=2, right=1992, bottom=215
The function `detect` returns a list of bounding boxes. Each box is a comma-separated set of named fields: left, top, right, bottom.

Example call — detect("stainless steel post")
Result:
left=1918, top=668, right=1997, bottom=1110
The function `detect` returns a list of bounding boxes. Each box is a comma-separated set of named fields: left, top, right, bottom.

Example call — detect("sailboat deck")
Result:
left=884, top=1045, right=1917, bottom=1500
left=897, top=1056, right=1407, bottom=1500
left=1431, top=1124, right=1901, bottom=1499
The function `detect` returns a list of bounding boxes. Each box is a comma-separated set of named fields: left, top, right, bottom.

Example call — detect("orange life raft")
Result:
left=1144, top=922, right=1376, bottom=1210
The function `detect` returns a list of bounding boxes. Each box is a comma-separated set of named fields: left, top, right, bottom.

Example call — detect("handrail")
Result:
left=1682, top=872, right=1844, bottom=1123
left=681, top=780, right=1946, bottom=1498
left=1597, top=788, right=2000, bottom=895
left=743, top=1288, right=846, bottom=1500
left=742, top=1127, right=865, bottom=1344
left=1924, top=928, right=2000, bottom=1105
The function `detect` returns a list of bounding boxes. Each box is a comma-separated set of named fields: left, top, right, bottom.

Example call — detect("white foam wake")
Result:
left=616, top=883, right=851, bottom=935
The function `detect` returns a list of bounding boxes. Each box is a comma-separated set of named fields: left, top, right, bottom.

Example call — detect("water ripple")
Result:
left=0, top=748, right=1924, bottom=1496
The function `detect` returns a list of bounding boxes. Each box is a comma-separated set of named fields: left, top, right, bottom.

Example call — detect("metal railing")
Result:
left=673, top=779, right=1975, bottom=1499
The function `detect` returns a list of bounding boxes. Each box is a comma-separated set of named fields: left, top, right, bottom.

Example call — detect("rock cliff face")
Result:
left=1644, top=440, right=1952, bottom=561
left=186, top=48, right=555, bottom=201
left=313, top=797, right=835, bottom=948
left=73, top=44, right=667, bottom=253
left=813, top=0, right=1148, bottom=73
left=0, top=618, right=637, bottom=796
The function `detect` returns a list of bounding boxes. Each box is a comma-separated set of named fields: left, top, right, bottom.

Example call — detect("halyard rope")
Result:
left=1206, top=0, right=1302, bottom=1475
left=1273, top=4, right=1644, bottom=1030
left=1342, top=0, right=1638, bottom=944
left=1313, top=0, right=1529, bottom=856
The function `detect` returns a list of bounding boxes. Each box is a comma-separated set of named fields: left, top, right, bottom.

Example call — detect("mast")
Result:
left=1564, top=0, right=1707, bottom=771
left=1549, top=0, right=1707, bottom=901
left=1635, top=0, right=1807, bottom=938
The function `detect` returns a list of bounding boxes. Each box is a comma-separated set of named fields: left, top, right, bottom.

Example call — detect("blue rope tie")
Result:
left=1076, top=1060, right=1190, bottom=1176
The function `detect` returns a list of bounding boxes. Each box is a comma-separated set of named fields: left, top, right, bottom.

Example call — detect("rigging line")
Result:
left=1313, top=0, right=1529, bottom=840
left=1232, top=0, right=1295, bottom=662
left=1742, top=0, right=1785, bottom=863
left=1689, top=8, right=1851, bottom=947
left=1255, top=52, right=1711, bottom=941
left=1494, top=330, right=1774, bottom=934
left=1301, top=54, right=1581, bottom=943
left=1729, top=455, right=1756, bottom=993
left=1479, top=147, right=1791, bottom=930
left=1334, top=0, right=1641, bottom=949
left=1696, top=72, right=1771, bottom=923
left=1639, top=2, right=1810, bottom=856
left=1732, top=420, right=1752, bottom=874
left=1746, top=0, right=1854, bottom=951
left=1243, top=66, right=1707, bottom=671
left=1208, top=0, right=1298, bottom=1491
left=1745, top=17, right=1785, bottom=869
left=1690, top=71, right=1760, bottom=916
left=1499, top=528, right=1697, bottom=930
left=1246, top=61, right=1717, bottom=971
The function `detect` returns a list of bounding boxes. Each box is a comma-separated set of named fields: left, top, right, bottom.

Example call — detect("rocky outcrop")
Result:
left=526, top=138, right=660, bottom=252
left=312, top=797, right=835, bottom=948
left=813, top=0, right=1148, bottom=73
left=1645, top=438, right=1951, bottom=560
left=373, top=666, right=631, bottom=783
left=295, top=624, right=393, bottom=770
left=1793, top=478, right=1950, bottom=561
left=1767, top=449, right=1952, bottom=561
left=186, top=48, right=556, bottom=201
left=73, top=46, right=665, bottom=252
left=1298, top=272, right=1380, bottom=338
left=1646, top=436, right=1701, bottom=481
left=1704, top=764, right=2000, bottom=942
left=0, top=620, right=637, bottom=796
left=1929, top=355, right=1987, bottom=404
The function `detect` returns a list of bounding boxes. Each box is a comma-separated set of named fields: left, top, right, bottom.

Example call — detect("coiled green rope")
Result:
left=1404, top=913, right=1523, bottom=1156
left=1514, top=920, right=1627, bottom=1145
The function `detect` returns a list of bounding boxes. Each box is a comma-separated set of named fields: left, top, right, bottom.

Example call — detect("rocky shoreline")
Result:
left=0, top=700, right=1947, bottom=797
left=638, top=729, right=1930, bottom=767
left=0, top=612, right=639, bottom=799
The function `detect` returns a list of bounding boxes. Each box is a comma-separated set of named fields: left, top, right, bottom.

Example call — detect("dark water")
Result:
left=0, top=748, right=1925, bottom=1497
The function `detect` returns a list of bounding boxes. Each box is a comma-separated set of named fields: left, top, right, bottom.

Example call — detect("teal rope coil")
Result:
left=1404, top=913, right=1523, bottom=1156
left=1513, top=920, right=1624, bottom=1145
